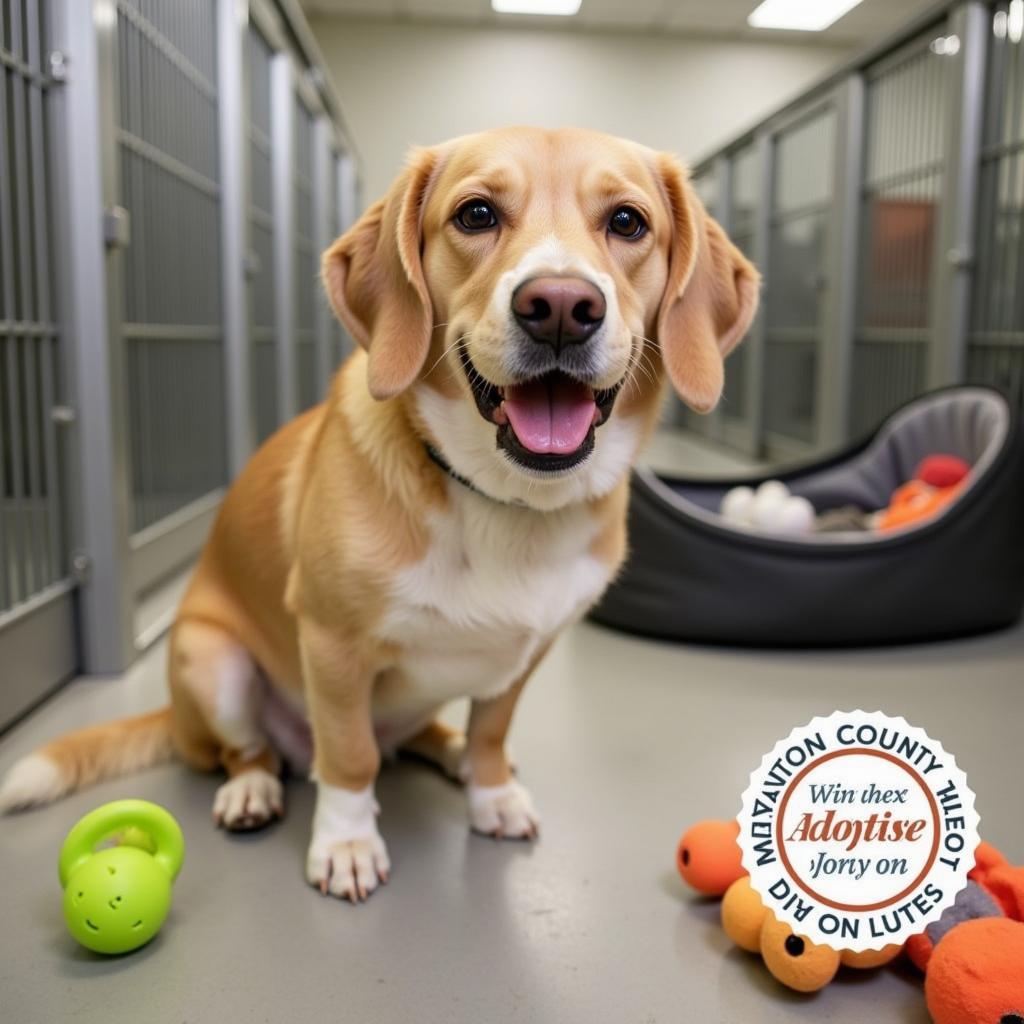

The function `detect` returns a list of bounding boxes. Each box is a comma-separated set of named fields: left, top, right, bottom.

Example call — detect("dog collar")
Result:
left=423, top=443, right=527, bottom=507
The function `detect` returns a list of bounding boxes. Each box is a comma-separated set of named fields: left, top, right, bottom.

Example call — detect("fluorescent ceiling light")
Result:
left=748, top=0, right=864, bottom=31
left=492, top=0, right=582, bottom=14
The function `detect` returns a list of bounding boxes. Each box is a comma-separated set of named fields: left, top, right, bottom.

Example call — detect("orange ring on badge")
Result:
left=774, top=748, right=942, bottom=914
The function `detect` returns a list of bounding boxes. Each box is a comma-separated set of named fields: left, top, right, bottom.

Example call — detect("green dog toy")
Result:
left=59, top=799, right=185, bottom=954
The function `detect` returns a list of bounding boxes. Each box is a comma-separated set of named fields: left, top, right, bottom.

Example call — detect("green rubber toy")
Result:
left=59, top=799, right=185, bottom=955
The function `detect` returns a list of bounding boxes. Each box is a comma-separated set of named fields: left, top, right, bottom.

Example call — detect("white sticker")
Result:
left=738, top=710, right=979, bottom=952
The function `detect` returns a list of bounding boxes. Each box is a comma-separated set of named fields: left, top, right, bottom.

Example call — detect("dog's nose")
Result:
left=511, top=276, right=606, bottom=350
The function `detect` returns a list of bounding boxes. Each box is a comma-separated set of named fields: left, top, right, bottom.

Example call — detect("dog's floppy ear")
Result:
left=322, top=147, right=438, bottom=400
left=655, top=155, right=760, bottom=413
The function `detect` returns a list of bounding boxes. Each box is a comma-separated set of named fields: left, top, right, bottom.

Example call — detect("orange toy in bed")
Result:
left=876, top=454, right=971, bottom=532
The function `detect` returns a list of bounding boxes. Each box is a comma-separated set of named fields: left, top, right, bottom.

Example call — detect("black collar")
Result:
left=423, top=443, right=526, bottom=507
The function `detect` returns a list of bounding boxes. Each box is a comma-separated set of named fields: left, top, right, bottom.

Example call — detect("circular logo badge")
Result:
left=738, top=711, right=978, bottom=952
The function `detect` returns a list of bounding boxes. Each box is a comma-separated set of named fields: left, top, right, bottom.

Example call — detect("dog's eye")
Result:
left=608, top=206, right=647, bottom=239
left=455, top=200, right=498, bottom=233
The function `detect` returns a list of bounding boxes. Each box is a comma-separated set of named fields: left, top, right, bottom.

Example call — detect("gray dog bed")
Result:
left=590, top=386, right=1024, bottom=646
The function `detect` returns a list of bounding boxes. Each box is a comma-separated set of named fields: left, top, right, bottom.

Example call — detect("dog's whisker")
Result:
left=423, top=334, right=468, bottom=379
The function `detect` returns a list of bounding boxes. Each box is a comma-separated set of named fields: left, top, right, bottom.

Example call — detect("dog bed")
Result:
left=590, top=386, right=1024, bottom=646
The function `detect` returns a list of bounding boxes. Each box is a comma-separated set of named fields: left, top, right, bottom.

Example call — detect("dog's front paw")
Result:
left=213, top=768, right=283, bottom=831
left=305, top=782, right=391, bottom=901
left=468, top=779, right=539, bottom=840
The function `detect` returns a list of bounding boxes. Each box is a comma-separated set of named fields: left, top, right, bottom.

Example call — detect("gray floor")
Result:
left=1, top=430, right=1022, bottom=1024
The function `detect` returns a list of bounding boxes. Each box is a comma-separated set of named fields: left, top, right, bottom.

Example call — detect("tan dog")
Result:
left=0, top=127, right=758, bottom=902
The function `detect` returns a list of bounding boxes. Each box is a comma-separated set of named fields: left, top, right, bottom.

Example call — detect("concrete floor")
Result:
left=1, top=430, right=1022, bottom=1024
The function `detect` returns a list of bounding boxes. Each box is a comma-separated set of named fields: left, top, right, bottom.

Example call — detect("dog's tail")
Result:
left=0, top=707, right=176, bottom=812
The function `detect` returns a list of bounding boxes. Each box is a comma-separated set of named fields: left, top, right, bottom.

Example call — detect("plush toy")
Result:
left=904, top=841, right=1024, bottom=1024
left=875, top=454, right=971, bottom=532
left=925, top=919, right=1024, bottom=1024
left=718, top=870, right=902, bottom=992
left=720, top=481, right=816, bottom=535
left=718, top=454, right=973, bottom=537
left=674, top=818, right=901, bottom=993
left=674, top=819, right=1024, bottom=1018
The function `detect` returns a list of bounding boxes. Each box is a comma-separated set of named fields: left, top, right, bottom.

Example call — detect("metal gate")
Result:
left=0, top=0, right=77, bottom=724
left=763, top=105, right=837, bottom=457
left=852, top=30, right=952, bottom=437
left=115, top=0, right=229, bottom=538
left=969, top=0, right=1024, bottom=406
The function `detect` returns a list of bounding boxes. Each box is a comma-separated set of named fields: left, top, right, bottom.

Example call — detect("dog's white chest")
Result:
left=374, top=488, right=611, bottom=727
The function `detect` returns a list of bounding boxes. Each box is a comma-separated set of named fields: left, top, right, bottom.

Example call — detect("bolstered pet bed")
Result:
left=590, top=386, right=1024, bottom=646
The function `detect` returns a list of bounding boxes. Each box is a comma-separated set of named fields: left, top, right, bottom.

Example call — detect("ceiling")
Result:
left=300, top=0, right=941, bottom=45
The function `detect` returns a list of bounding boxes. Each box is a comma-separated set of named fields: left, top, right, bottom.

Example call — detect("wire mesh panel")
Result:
left=0, top=0, right=65, bottom=613
left=248, top=23, right=277, bottom=443
left=116, top=0, right=227, bottom=532
left=764, top=108, right=836, bottom=446
left=852, top=32, right=951, bottom=437
left=969, top=0, right=1024, bottom=408
left=294, top=93, right=319, bottom=410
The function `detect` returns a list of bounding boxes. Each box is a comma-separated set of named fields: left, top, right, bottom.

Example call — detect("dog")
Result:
left=0, top=126, right=758, bottom=902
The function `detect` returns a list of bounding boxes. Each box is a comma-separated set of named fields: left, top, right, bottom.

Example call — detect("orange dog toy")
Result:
left=674, top=819, right=901, bottom=992
left=675, top=820, right=1024, bottom=1017
left=907, top=841, right=1024, bottom=1024
left=876, top=454, right=971, bottom=532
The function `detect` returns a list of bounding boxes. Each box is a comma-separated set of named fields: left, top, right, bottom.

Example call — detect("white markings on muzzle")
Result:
left=488, top=235, right=623, bottom=379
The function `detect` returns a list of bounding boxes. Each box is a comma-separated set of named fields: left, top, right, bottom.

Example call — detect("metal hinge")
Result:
left=947, top=247, right=974, bottom=271
left=243, top=251, right=262, bottom=279
left=103, top=206, right=131, bottom=249
left=47, top=50, right=69, bottom=84
left=70, top=551, right=93, bottom=584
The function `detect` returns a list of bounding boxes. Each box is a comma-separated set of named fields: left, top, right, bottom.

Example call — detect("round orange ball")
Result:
left=675, top=819, right=745, bottom=896
left=721, top=876, right=768, bottom=952
left=925, top=918, right=1024, bottom=1024
left=760, top=914, right=841, bottom=993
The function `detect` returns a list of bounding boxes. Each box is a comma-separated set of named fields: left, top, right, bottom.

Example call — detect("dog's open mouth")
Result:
left=461, top=351, right=622, bottom=472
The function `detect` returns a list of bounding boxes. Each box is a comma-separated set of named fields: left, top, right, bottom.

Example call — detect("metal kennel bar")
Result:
left=969, top=0, right=1024, bottom=407
left=293, top=83, right=320, bottom=411
left=218, top=0, right=253, bottom=478
left=247, top=10, right=280, bottom=444
left=271, top=42, right=296, bottom=424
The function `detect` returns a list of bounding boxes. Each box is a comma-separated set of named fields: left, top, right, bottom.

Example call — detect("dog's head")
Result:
left=323, top=127, right=758, bottom=509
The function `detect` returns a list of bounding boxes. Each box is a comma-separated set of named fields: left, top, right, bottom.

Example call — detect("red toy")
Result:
left=876, top=454, right=971, bottom=532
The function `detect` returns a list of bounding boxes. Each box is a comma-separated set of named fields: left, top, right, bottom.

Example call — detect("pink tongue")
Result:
left=503, top=375, right=597, bottom=455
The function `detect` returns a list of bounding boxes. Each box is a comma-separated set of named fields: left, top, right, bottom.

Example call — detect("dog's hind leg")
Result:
left=399, top=719, right=469, bottom=782
left=169, top=618, right=283, bottom=831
